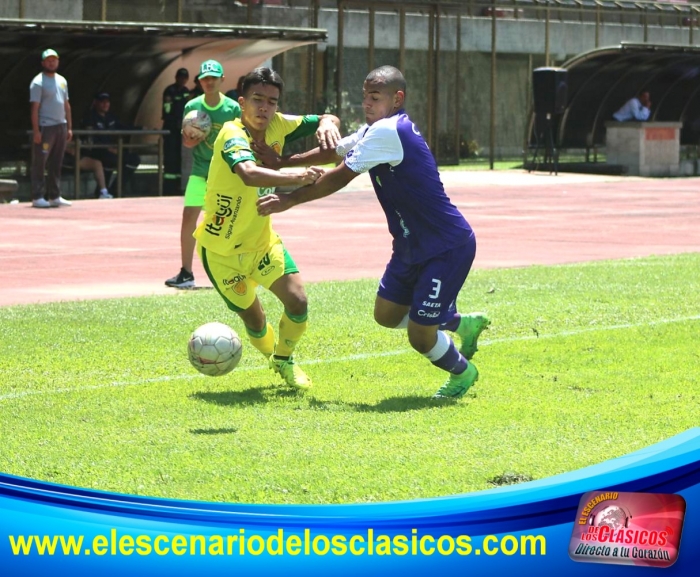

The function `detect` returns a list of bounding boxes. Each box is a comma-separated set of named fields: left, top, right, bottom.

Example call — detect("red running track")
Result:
left=1, top=171, right=699, bottom=307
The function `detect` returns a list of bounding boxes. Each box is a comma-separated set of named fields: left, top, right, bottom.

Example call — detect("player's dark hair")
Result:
left=365, top=65, right=407, bottom=96
left=241, top=67, right=284, bottom=97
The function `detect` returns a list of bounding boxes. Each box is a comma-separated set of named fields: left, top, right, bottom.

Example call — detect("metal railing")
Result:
left=14, top=0, right=700, bottom=166
left=29, top=129, right=168, bottom=199
left=55, top=1, right=700, bottom=36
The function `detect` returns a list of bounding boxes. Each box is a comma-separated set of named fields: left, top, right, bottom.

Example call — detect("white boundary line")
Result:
left=1, top=314, right=698, bottom=403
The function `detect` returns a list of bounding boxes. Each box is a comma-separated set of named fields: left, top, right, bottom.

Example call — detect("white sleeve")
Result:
left=335, top=128, right=364, bottom=157
left=343, top=119, right=404, bottom=174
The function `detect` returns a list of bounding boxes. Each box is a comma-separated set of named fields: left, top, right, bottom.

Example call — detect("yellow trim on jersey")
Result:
left=194, top=113, right=307, bottom=257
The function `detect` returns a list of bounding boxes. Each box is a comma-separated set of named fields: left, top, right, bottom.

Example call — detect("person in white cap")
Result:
left=29, top=48, right=73, bottom=208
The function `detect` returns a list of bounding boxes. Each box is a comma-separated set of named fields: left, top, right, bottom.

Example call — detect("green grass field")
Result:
left=1, top=253, right=698, bottom=504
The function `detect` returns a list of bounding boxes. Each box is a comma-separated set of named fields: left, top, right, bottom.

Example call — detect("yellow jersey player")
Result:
left=194, top=67, right=341, bottom=389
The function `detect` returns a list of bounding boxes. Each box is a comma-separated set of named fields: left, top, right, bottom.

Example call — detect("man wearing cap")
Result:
left=165, top=59, right=241, bottom=289
left=82, top=92, right=141, bottom=198
left=29, top=48, right=73, bottom=208
left=162, top=68, right=191, bottom=193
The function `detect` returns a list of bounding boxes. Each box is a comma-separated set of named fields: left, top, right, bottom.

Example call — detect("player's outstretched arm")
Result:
left=257, top=162, right=357, bottom=215
left=252, top=113, right=341, bottom=169
left=252, top=141, right=340, bottom=170
left=234, top=159, right=323, bottom=188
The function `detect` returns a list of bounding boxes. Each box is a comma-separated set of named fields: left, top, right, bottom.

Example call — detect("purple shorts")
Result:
left=377, top=234, right=476, bottom=326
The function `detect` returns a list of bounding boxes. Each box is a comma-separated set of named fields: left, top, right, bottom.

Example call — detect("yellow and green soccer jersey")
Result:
left=194, top=112, right=320, bottom=256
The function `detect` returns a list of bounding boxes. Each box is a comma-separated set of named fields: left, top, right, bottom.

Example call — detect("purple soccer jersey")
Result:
left=338, top=111, right=476, bottom=324
left=339, top=111, right=472, bottom=264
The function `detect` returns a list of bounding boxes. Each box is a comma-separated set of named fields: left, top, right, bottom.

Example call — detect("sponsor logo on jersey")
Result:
left=417, top=310, right=440, bottom=318
left=223, top=136, right=249, bottom=151
left=223, top=274, right=248, bottom=296
left=396, top=210, right=410, bottom=238
left=204, top=194, right=242, bottom=238
left=224, top=196, right=243, bottom=239
left=226, top=149, right=253, bottom=165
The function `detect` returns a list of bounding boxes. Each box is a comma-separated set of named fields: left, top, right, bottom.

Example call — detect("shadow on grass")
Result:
left=191, top=385, right=302, bottom=406
left=344, top=395, right=462, bottom=413
left=190, top=427, right=238, bottom=435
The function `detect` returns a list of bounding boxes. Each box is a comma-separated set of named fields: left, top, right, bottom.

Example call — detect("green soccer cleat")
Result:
left=269, top=356, right=312, bottom=390
left=432, top=362, right=479, bottom=399
left=455, top=312, right=491, bottom=360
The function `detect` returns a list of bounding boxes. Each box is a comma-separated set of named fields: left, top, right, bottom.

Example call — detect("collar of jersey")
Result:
left=232, top=118, right=253, bottom=140
left=200, top=93, right=226, bottom=111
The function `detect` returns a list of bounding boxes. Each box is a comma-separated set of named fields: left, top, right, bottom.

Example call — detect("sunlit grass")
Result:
left=1, top=253, right=698, bottom=504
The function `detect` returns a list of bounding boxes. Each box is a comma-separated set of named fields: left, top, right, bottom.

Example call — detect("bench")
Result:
left=0, top=179, right=18, bottom=203
left=24, top=129, right=169, bottom=199
left=1, top=158, right=163, bottom=202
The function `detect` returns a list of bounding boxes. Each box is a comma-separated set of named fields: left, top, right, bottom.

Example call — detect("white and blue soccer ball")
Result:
left=187, top=322, right=242, bottom=377
left=182, top=110, right=212, bottom=139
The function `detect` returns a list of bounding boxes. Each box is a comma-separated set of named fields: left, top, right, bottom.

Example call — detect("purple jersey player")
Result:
left=256, top=65, right=490, bottom=399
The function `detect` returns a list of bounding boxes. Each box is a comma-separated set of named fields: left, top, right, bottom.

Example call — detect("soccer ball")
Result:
left=187, top=322, right=242, bottom=377
left=182, top=110, right=212, bottom=139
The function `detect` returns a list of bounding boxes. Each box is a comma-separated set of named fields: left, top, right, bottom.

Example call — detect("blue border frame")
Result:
left=2, top=428, right=699, bottom=575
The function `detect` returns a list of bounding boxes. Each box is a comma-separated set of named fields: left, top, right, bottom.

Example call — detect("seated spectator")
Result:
left=62, top=144, right=112, bottom=199
left=82, top=92, right=141, bottom=196
left=613, top=91, right=651, bottom=122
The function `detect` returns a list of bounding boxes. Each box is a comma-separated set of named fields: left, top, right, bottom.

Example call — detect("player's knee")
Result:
left=374, top=307, right=408, bottom=329
left=407, top=327, right=436, bottom=354
left=238, top=312, right=265, bottom=333
left=374, top=309, right=396, bottom=328
left=284, top=293, right=308, bottom=317
left=407, top=336, right=432, bottom=354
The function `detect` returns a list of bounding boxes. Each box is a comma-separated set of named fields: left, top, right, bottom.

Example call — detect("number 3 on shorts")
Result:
left=429, top=278, right=441, bottom=299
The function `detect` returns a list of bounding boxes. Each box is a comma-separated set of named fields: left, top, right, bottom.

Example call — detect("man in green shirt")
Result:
left=165, top=60, right=241, bottom=289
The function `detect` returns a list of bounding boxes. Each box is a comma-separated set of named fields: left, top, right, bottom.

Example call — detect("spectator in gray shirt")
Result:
left=29, top=48, right=73, bottom=208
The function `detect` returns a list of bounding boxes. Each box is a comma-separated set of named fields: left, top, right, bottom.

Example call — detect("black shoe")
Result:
left=165, top=268, right=195, bottom=288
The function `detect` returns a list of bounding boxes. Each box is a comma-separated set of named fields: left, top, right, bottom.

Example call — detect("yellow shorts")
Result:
left=198, top=237, right=299, bottom=311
